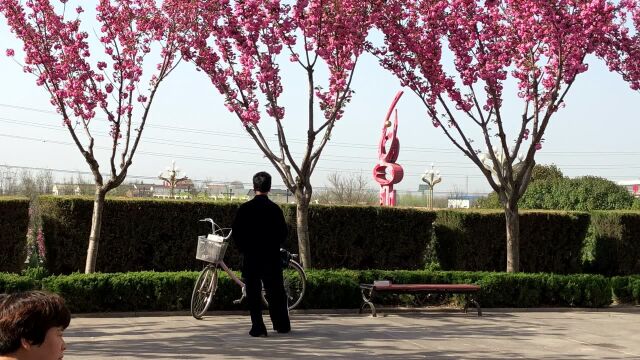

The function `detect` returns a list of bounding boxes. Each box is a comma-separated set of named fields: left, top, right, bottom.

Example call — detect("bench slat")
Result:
left=360, top=283, right=480, bottom=293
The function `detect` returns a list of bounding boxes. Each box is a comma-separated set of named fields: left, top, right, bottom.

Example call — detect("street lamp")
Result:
left=158, top=160, right=189, bottom=199
left=421, top=164, right=442, bottom=209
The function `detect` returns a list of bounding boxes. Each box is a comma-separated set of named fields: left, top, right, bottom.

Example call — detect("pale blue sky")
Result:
left=0, top=3, right=638, bottom=195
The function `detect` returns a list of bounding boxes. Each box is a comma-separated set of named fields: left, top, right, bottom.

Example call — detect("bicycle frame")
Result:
left=192, top=218, right=306, bottom=318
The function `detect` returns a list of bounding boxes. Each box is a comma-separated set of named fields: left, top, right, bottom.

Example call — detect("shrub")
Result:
left=0, top=198, right=30, bottom=273
left=39, top=197, right=436, bottom=273
left=610, top=275, right=640, bottom=305
left=0, top=273, right=36, bottom=293
left=0, top=270, right=616, bottom=311
left=583, top=211, right=640, bottom=275
left=432, top=210, right=589, bottom=273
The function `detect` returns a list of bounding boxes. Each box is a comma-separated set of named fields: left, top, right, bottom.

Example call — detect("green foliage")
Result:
left=39, top=197, right=436, bottom=273
left=296, top=205, right=437, bottom=269
left=632, top=198, right=640, bottom=210
left=21, top=266, right=50, bottom=281
left=583, top=211, right=640, bottom=275
left=0, top=273, right=36, bottom=293
left=520, top=176, right=634, bottom=211
left=0, top=198, right=30, bottom=273
left=9, top=270, right=609, bottom=311
left=477, top=175, right=634, bottom=212
left=41, top=271, right=197, bottom=312
left=530, top=164, right=564, bottom=182
left=40, top=197, right=242, bottom=274
left=432, top=210, right=590, bottom=273
left=474, top=192, right=501, bottom=209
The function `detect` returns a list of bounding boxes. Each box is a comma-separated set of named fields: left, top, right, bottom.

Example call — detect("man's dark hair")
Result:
left=253, top=171, right=272, bottom=192
left=0, top=291, right=71, bottom=355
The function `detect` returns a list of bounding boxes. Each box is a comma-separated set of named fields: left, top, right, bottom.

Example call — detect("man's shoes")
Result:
left=249, top=327, right=268, bottom=337
left=273, top=325, right=291, bottom=334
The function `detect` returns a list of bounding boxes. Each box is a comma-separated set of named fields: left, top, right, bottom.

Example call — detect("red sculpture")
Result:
left=373, top=91, right=404, bottom=206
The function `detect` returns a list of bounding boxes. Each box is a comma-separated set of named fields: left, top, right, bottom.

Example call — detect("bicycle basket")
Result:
left=195, top=235, right=228, bottom=263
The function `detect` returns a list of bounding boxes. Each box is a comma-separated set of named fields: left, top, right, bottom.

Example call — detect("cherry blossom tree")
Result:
left=1, top=0, right=179, bottom=273
left=602, top=0, right=640, bottom=91
left=372, top=0, right=618, bottom=272
left=165, top=0, right=376, bottom=267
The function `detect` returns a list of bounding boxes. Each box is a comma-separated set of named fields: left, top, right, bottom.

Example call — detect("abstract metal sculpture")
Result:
left=373, top=91, right=404, bottom=206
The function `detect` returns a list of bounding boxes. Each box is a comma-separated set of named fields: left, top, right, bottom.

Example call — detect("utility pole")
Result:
left=158, top=161, right=189, bottom=199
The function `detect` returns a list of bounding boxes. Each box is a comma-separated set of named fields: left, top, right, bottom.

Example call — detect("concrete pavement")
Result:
left=64, top=309, right=640, bottom=359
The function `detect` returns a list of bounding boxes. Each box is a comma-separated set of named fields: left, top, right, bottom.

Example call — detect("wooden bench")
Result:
left=359, top=281, right=482, bottom=317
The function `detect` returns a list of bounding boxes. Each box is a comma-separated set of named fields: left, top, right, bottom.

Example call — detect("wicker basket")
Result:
left=195, top=235, right=228, bottom=263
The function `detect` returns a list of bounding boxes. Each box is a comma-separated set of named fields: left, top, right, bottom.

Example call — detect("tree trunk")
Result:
left=295, top=192, right=312, bottom=268
left=504, top=199, right=520, bottom=273
left=84, top=188, right=106, bottom=273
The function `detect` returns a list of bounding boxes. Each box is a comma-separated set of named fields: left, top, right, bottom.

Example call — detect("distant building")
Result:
left=447, top=199, right=470, bottom=209
left=617, top=179, right=640, bottom=198
left=127, top=183, right=155, bottom=198
left=205, top=181, right=245, bottom=199
left=153, top=179, right=195, bottom=199
left=447, top=194, right=485, bottom=209
left=51, top=183, right=94, bottom=196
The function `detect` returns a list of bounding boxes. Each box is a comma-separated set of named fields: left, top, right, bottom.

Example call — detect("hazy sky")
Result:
left=1, top=4, right=638, bottom=195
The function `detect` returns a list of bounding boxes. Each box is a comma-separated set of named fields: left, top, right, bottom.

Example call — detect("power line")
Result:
left=0, top=133, right=489, bottom=180
left=1, top=116, right=639, bottom=170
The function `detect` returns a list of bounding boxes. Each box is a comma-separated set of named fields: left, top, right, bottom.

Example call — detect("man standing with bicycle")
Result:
left=232, top=171, right=291, bottom=337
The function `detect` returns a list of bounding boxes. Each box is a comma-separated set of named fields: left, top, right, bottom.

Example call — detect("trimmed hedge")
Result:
left=2, top=270, right=609, bottom=312
left=39, top=197, right=436, bottom=274
left=297, top=205, right=436, bottom=269
left=40, top=197, right=240, bottom=274
left=432, top=210, right=590, bottom=273
left=0, top=273, right=36, bottom=293
left=583, top=211, right=640, bottom=275
left=0, top=198, right=29, bottom=273
left=611, top=275, right=640, bottom=305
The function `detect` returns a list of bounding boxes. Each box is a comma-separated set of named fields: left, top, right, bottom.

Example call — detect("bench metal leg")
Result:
left=470, top=298, right=482, bottom=316
left=463, top=294, right=482, bottom=316
left=360, top=288, right=377, bottom=317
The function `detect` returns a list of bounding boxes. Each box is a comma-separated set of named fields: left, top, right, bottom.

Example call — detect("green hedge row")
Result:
left=0, top=198, right=29, bottom=273
left=33, top=197, right=640, bottom=275
left=432, top=210, right=591, bottom=274
left=0, top=270, right=624, bottom=312
left=584, top=211, right=640, bottom=275
left=39, top=197, right=436, bottom=274
left=0, top=273, right=36, bottom=293
left=611, top=275, right=640, bottom=304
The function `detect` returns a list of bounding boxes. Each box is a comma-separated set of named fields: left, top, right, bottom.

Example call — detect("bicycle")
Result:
left=190, top=218, right=307, bottom=320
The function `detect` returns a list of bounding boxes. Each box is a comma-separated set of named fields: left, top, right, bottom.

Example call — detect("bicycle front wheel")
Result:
left=284, top=260, right=306, bottom=310
left=191, top=265, right=218, bottom=319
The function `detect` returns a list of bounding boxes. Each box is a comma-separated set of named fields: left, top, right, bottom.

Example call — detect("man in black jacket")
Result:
left=232, top=171, right=291, bottom=337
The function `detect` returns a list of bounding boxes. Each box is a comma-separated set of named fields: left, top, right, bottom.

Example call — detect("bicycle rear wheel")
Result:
left=284, top=260, right=306, bottom=310
left=191, top=264, right=218, bottom=319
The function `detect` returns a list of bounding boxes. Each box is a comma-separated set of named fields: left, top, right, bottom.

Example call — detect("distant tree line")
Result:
left=476, top=164, right=640, bottom=211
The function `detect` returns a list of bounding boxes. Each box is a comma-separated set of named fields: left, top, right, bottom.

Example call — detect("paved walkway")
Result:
left=64, top=309, right=640, bottom=359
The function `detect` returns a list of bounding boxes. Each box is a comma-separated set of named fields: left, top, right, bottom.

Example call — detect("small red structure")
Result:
left=373, top=91, right=404, bottom=206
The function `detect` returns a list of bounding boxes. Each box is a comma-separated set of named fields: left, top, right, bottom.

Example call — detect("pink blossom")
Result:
left=36, top=228, right=46, bottom=260
left=372, top=0, right=618, bottom=183
left=5, top=48, right=14, bottom=57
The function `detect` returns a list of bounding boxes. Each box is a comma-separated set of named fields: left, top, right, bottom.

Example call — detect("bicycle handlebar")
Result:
left=199, top=218, right=232, bottom=240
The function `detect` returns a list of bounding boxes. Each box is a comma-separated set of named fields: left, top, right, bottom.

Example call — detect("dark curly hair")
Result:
left=0, top=291, right=70, bottom=355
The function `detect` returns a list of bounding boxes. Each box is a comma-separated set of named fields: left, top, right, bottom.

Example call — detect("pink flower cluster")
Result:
left=601, top=0, right=640, bottom=91
left=0, top=0, right=178, bottom=135
left=164, top=0, right=374, bottom=124
left=373, top=0, right=618, bottom=121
